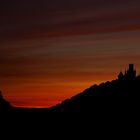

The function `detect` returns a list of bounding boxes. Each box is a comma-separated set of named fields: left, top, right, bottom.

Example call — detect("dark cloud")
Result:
left=0, top=0, right=140, bottom=41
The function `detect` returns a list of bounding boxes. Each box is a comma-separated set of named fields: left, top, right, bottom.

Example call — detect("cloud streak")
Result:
left=0, top=0, right=140, bottom=40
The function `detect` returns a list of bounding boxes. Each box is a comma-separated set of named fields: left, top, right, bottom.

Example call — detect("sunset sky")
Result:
left=0, top=0, right=140, bottom=108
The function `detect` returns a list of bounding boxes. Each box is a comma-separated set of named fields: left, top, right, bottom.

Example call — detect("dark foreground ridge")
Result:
left=0, top=91, right=11, bottom=111
left=0, top=64, right=140, bottom=114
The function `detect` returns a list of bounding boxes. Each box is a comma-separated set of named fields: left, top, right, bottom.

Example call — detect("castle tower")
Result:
left=129, top=64, right=134, bottom=72
left=125, top=64, right=136, bottom=79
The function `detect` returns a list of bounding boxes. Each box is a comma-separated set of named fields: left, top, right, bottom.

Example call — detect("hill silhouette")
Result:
left=50, top=64, right=140, bottom=113
left=1, top=65, right=138, bottom=139
left=0, top=64, right=140, bottom=114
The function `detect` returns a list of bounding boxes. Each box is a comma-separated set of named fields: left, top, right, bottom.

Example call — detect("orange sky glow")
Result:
left=1, top=0, right=140, bottom=108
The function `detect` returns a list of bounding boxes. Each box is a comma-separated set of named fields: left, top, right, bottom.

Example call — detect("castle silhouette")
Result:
left=118, top=64, right=136, bottom=80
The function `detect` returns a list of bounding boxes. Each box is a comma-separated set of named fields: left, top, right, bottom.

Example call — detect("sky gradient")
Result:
left=0, top=0, right=140, bottom=107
